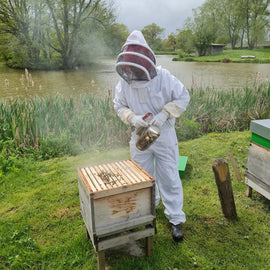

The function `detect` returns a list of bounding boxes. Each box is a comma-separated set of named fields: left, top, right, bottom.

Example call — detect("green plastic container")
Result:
left=178, top=156, right=188, bottom=179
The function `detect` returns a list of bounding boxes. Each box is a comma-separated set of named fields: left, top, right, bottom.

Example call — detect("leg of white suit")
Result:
left=153, top=138, right=186, bottom=225
left=129, top=129, right=186, bottom=225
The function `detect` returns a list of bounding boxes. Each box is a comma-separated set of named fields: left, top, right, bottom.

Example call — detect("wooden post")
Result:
left=245, top=185, right=253, bottom=197
left=97, top=250, right=105, bottom=270
left=146, top=236, right=153, bottom=257
left=212, top=159, right=237, bottom=219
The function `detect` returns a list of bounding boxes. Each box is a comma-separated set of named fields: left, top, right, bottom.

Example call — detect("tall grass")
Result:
left=0, top=78, right=269, bottom=161
left=179, top=78, right=270, bottom=135
left=0, top=93, right=128, bottom=159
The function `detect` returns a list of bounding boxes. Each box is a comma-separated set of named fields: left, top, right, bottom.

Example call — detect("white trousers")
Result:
left=130, top=127, right=186, bottom=225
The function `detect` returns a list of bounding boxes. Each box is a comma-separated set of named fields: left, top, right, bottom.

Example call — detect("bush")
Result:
left=175, top=117, right=201, bottom=141
left=38, top=132, right=83, bottom=159
left=177, top=49, right=186, bottom=59
left=183, top=57, right=195, bottom=62
left=0, top=139, right=24, bottom=173
left=222, top=58, right=231, bottom=63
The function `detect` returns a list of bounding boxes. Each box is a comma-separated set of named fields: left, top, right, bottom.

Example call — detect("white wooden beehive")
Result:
left=78, top=159, right=156, bottom=251
left=245, top=119, right=270, bottom=199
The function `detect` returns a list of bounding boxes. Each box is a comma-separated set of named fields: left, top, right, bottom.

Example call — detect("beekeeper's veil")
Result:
left=116, top=30, right=157, bottom=83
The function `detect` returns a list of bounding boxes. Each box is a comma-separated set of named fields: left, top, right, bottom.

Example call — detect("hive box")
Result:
left=245, top=119, right=270, bottom=199
left=78, top=159, right=156, bottom=252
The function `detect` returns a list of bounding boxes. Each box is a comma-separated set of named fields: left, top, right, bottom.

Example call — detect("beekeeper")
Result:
left=113, top=30, right=190, bottom=242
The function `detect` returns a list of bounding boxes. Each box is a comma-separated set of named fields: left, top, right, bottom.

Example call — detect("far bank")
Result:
left=172, top=48, right=270, bottom=63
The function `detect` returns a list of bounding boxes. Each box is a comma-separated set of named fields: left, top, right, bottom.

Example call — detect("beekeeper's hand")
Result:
left=129, top=114, right=149, bottom=129
left=149, top=111, right=168, bottom=128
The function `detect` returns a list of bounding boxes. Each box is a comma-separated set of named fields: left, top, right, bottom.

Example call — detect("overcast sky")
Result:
left=112, top=0, right=206, bottom=37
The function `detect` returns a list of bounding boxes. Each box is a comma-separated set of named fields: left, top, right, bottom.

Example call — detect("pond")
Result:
left=1, top=55, right=270, bottom=99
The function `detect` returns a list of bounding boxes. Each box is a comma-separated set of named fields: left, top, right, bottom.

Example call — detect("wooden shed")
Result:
left=245, top=119, right=270, bottom=199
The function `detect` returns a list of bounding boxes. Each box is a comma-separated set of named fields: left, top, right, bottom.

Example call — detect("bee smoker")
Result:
left=136, top=113, right=160, bottom=151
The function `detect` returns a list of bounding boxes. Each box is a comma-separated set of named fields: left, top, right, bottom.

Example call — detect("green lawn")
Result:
left=179, top=48, right=270, bottom=63
left=1, top=131, right=270, bottom=269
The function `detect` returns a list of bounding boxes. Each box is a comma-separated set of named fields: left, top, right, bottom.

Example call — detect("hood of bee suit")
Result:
left=116, top=30, right=157, bottom=84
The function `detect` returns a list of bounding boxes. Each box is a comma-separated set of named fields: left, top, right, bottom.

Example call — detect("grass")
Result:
left=182, top=81, right=270, bottom=134
left=1, top=131, right=270, bottom=269
left=0, top=71, right=269, bottom=268
left=0, top=93, right=129, bottom=158
left=175, top=48, right=270, bottom=63
left=0, top=79, right=269, bottom=164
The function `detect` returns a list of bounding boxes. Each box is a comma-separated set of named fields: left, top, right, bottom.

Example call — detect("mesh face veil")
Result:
left=116, top=44, right=157, bottom=83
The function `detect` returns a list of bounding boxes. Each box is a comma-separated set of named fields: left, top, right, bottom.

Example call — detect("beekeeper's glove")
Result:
left=149, top=111, right=168, bottom=128
left=129, top=114, right=149, bottom=129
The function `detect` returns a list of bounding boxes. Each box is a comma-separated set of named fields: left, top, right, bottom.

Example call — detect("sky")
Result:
left=112, top=0, right=206, bottom=37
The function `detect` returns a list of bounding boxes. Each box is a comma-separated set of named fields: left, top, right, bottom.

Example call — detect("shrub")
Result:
left=222, top=58, right=231, bottom=63
left=184, top=57, right=195, bottom=62
left=175, top=117, right=201, bottom=141
left=177, top=49, right=186, bottom=59
left=38, top=132, right=83, bottom=159
left=0, top=139, right=24, bottom=173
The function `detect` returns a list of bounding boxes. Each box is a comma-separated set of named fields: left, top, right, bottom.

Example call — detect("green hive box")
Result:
left=250, top=119, right=270, bottom=149
left=245, top=119, right=270, bottom=200
left=178, top=156, right=188, bottom=179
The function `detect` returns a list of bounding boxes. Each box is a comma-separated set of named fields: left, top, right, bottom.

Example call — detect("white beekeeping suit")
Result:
left=113, top=30, right=190, bottom=242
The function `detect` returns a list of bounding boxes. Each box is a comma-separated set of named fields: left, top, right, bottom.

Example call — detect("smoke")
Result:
left=1, top=0, right=116, bottom=70
left=75, top=30, right=112, bottom=66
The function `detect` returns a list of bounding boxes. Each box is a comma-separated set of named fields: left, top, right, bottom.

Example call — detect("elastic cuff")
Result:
left=119, top=108, right=134, bottom=125
left=163, top=102, right=184, bottom=119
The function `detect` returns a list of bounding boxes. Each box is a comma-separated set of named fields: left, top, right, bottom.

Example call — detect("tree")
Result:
left=0, top=0, right=115, bottom=69
left=0, top=0, right=47, bottom=67
left=141, top=23, right=165, bottom=51
left=166, top=33, right=177, bottom=51
left=161, top=33, right=177, bottom=51
left=219, top=0, right=245, bottom=49
left=44, top=0, right=115, bottom=69
left=218, top=0, right=269, bottom=49
left=182, top=0, right=270, bottom=52
left=175, top=29, right=194, bottom=54
left=242, top=0, right=270, bottom=49
left=103, top=23, right=129, bottom=55
left=186, top=6, right=216, bottom=56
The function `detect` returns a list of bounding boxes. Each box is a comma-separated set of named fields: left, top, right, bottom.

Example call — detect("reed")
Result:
left=182, top=79, right=270, bottom=134
left=0, top=93, right=128, bottom=158
left=0, top=79, right=269, bottom=159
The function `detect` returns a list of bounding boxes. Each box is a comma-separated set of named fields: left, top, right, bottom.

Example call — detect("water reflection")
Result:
left=1, top=56, right=270, bottom=99
left=156, top=55, right=270, bottom=90
left=0, top=62, right=116, bottom=99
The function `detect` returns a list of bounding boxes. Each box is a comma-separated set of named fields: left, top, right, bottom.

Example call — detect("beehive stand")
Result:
left=78, top=159, right=156, bottom=270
